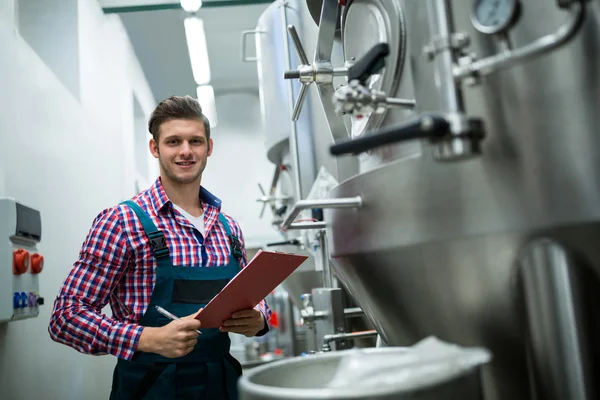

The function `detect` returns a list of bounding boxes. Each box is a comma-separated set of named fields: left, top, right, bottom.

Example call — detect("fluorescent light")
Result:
left=197, top=85, right=218, bottom=128
left=184, top=17, right=211, bottom=86
left=181, top=0, right=202, bottom=13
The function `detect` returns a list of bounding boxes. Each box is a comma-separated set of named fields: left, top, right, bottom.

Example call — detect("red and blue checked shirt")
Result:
left=48, top=177, right=271, bottom=361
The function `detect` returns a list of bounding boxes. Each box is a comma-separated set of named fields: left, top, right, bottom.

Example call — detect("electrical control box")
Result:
left=0, top=197, right=44, bottom=323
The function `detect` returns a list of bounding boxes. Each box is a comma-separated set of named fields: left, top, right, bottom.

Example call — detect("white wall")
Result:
left=0, top=0, right=155, bottom=399
left=202, top=91, right=283, bottom=249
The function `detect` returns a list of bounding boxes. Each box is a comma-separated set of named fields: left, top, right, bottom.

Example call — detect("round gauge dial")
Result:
left=471, top=0, right=520, bottom=35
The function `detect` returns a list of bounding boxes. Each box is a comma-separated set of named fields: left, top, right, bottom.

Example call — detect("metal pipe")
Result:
left=333, top=67, right=348, bottom=76
left=454, top=2, right=584, bottom=80
left=323, top=330, right=379, bottom=345
left=281, top=196, right=363, bottom=230
left=344, top=307, right=364, bottom=318
left=287, top=25, right=309, bottom=66
left=284, top=222, right=327, bottom=230
left=280, top=0, right=304, bottom=202
left=318, top=231, right=335, bottom=288
left=387, top=98, right=417, bottom=108
left=427, top=0, right=465, bottom=114
left=518, top=238, right=592, bottom=400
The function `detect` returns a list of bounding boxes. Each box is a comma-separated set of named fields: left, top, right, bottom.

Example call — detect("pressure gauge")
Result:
left=471, top=0, right=520, bottom=35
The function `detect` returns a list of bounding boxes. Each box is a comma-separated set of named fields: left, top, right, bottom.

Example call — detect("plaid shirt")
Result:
left=48, top=177, right=271, bottom=360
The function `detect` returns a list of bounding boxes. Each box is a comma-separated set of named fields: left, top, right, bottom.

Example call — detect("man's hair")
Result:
left=148, top=95, right=211, bottom=142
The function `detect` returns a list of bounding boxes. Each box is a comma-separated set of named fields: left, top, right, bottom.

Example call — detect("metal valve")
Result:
left=256, top=164, right=292, bottom=219
left=281, top=0, right=358, bottom=181
left=284, top=24, right=347, bottom=121
left=334, top=80, right=416, bottom=116
left=333, top=43, right=416, bottom=117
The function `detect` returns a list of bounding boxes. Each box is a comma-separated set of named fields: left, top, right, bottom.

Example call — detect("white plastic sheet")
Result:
left=326, top=337, right=492, bottom=391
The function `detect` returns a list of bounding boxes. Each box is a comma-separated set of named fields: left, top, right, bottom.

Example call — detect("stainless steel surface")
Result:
left=281, top=197, right=363, bottom=230
left=343, top=307, right=363, bottom=318
left=455, top=2, right=585, bottom=81
left=322, top=329, right=378, bottom=349
left=305, top=0, right=342, bottom=32
left=422, top=0, right=465, bottom=115
left=285, top=221, right=327, bottom=230
left=312, top=288, right=348, bottom=351
left=314, top=0, right=338, bottom=64
left=273, top=243, right=322, bottom=310
left=281, top=5, right=307, bottom=202
left=341, top=0, right=408, bottom=138
left=239, top=347, right=485, bottom=400
left=282, top=269, right=323, bottom=309
left=284, top=0, right=359, bottom=182
left=317, top=231, right=336, bottom=288
left=255, top=0, right=316, bottom=197
left=518, top=239, right=594, bottom=400
left=337, top=0, right=419, bottom=175
left=323, top=1, right=600, bottom=397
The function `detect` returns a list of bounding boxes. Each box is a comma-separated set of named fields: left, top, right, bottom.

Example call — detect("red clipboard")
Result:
left=194, top=250, right=309, bottom=328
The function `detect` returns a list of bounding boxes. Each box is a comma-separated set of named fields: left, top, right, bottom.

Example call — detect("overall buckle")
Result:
left=148, top=231, right=169, bottom=258
left=229, top=235, right=243, bottom=260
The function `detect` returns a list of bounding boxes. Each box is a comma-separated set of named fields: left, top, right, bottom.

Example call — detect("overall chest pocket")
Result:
left=171, top=278, right=229, bottom=304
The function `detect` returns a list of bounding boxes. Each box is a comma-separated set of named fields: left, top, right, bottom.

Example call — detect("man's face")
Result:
left=149, top=119, right=213, bottom=185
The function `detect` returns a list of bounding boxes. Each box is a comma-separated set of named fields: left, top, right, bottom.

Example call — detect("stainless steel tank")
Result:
left=253, top=0, right=316, bottom=196
left=272, top=242, right=322, bottom=309
left=251, top=1, right=322, bottom=308
left=304, top=0, right=600, bottom=399
left=238, top=347, right=485, bottom=400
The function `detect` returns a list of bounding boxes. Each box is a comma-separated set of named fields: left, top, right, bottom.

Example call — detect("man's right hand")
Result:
left=137, top=311, right=202, bottom=358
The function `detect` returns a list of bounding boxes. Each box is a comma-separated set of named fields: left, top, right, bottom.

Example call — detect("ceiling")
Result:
left=110, top=1, right=273, bottom=103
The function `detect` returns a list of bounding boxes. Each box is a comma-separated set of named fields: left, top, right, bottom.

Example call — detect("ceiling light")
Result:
left=197, top=85, right=218, bottom=128
left=184, top=16, right=211, bottom=86
left=181, top=0, right=202, bottom=13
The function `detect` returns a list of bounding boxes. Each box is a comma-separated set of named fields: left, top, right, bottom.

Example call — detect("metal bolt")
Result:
left=421, top=116, right=434, bottom=131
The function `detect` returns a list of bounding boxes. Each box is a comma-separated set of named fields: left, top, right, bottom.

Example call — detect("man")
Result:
left=49, top=95, right=270, bottom=400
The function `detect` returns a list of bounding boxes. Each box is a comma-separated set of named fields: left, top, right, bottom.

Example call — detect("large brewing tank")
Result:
left=254, top=0, right=378, bottom=352
left=319, top=0, right=600, bottom=399
left=253, top=0, right=316, bottom=196
left=251, top=1, right=322, bottom=307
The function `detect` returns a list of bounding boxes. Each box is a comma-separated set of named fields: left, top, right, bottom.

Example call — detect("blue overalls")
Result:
left=110, top=200, right=244, bottom=400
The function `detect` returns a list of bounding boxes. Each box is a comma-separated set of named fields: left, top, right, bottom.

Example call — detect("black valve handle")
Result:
left=284, top=71, right=301, bottom=80
left=266, top=239, right=301, bottom=247
left=330, top=115, right=450, bottom=156
left=348, top=43, right=390, bottom=84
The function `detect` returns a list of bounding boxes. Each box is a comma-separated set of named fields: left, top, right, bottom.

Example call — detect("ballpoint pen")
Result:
left=155, top=305, right=202, bottom=335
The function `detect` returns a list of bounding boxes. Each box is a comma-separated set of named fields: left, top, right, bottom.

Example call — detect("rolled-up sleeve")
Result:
left=48, top=208, right=143, bottom=360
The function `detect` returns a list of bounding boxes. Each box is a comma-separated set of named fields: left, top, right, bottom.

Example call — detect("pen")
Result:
left=155, top=305, right=202, bottom=335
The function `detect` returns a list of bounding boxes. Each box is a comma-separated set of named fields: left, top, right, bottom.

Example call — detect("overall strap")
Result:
left=121, top=200, right=172, bottom=269
left=217, top=213, right=243, bottom=262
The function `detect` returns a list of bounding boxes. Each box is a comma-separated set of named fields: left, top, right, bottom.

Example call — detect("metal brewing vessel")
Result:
left=314, top=0, right=600, bottom=399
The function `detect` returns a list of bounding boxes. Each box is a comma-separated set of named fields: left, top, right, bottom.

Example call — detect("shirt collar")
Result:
left=149, top=177, right=222, bottom=215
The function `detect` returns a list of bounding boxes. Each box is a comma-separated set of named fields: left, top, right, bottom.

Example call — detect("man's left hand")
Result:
left=220, top=309, right=265, bottom=337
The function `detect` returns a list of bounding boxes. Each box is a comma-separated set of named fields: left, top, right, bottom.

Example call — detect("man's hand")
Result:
left=137, top=311, right=202, bottom=358
left=220, top=309, right=265, bottom=337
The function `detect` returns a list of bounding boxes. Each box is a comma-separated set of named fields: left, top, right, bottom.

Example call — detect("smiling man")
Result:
left=49, top=95, right=270, bottom=400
